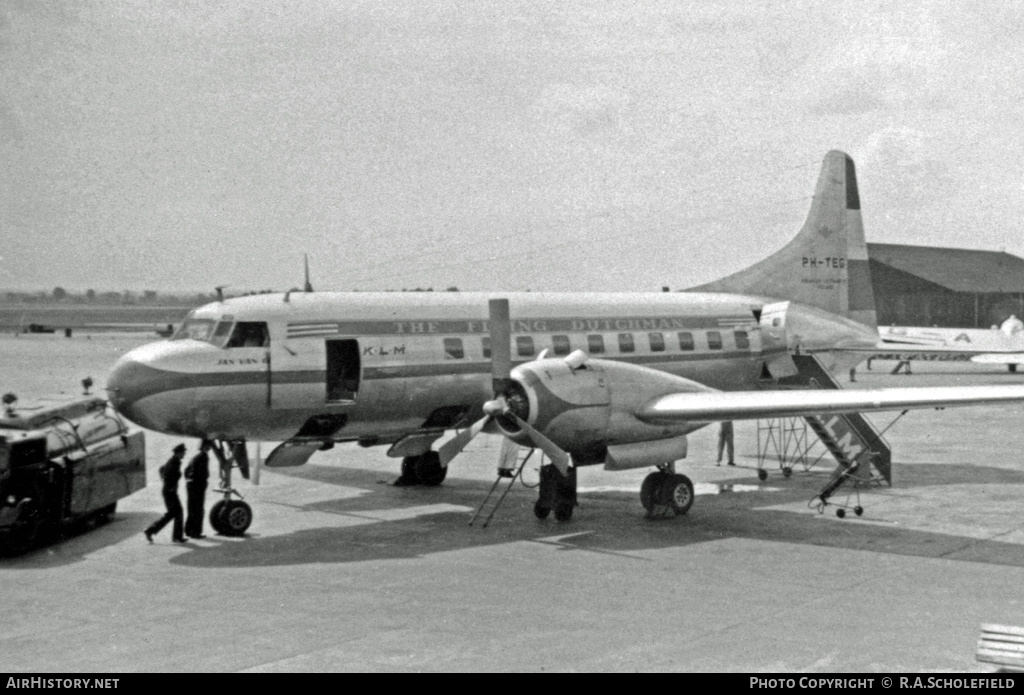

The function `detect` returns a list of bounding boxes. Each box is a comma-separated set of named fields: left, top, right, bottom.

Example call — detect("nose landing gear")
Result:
left=209, top=440, right=253, bottom=537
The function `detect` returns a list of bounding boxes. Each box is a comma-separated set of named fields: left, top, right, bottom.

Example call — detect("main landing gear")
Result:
left=533, top=464, right=577, bottom=522
left=394, top=451, right=448, bottom=487
left=208, top=440, right=253, bottom=537
left=640, top=467, right=694, bottom=520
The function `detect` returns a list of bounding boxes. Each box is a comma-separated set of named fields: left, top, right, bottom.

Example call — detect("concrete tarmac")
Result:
left=2, top=334, right=1023, bottom=672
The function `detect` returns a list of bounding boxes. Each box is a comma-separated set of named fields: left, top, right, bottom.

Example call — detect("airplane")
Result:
left=869, top=315, right=1024, bottom=373
left=105, top=150, right=1024, bottom=530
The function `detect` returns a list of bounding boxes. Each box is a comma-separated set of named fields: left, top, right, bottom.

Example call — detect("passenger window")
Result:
left=552, top=335, right=571, bottom=356
left=587, top=334, right=605, bottom=354
left=707, top=331, right=723, bottom=350
left=649, top=332, right=665, bottom=352
left=678, top=332, right=694, bottom=351
left=618, top=333, right=635, bottom=353
left=481, top=336, right=491, bottom=359
left=444, top=338, right=464, bottom=360
left=516, top=336, right=535, bottom=357
left=734, top=330, right=750, bottom=350
left=226, top=322, right=269, bottom=348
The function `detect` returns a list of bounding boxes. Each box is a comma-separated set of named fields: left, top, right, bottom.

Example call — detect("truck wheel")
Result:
left=2, top=503, right=40, bottom=556
left=219, top=500, right=253, bottom=537
left=95, top=503, right=117, bottom=524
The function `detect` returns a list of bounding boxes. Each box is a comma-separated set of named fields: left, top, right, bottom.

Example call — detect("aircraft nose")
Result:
left=106, top=348, right=172, bottom=430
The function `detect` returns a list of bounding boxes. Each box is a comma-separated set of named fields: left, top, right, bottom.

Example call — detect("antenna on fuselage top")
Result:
left=303, top=254, right=313, bottom=293
left=215, top=285, right=228, bottom=302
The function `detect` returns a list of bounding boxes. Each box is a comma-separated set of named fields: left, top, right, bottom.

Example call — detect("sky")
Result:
left=2, top=1, right=1023, bottom=294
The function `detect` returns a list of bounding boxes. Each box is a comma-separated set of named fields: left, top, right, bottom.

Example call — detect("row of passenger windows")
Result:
left=442, top=330, right=750, bottom=360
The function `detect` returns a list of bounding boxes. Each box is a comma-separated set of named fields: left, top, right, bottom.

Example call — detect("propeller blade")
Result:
left=437, top=415, right=491, bottom=468
left=508, top=413, right=571, bottom=476
left=489, top=298, right=512, bottom=391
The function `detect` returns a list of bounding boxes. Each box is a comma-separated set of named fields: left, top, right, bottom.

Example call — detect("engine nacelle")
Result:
left=495, top=351, right=717, bottom=465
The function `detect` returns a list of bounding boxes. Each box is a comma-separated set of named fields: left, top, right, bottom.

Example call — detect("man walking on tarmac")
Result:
left=144, top=443, right=187, bottom=543
left=184, top=440, right=211, bottom=539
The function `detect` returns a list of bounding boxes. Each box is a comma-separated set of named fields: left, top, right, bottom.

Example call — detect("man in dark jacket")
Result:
left=145, top=443, right=187, bottom=543
left=184, top=440, right=212, bottom=539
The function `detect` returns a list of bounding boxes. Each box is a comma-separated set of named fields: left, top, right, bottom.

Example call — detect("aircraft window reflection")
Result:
left=649, top=332, right=665, bottom=352
left=708, top=331, right=723, bottom=350
left=552, top=335, right=571, bottom=356
left=587, top=334, right=605, bottom=354
left=678, top=332, right=694, bottom=351
left=443, top=338, right=465, bottom=360
left=618, top=333, right=635, bottom=353
left=211, top=321, right=234, bottom=347
left=734, top=331, right=750, bottom=349
left=516, top=336, right=535, bottom=357
left=481, top=336, right=491, bottom=359
left=172, top=318, right=216, bottom=343
left=226, top=322, right=269, bottom=348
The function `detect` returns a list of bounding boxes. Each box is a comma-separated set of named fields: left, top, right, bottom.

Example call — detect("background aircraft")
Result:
left=870, top=315, right=1024, bottom=372
left=105, top=151, right=1024, bottom=531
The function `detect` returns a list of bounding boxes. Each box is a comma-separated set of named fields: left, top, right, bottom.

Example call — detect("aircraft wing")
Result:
left=638, top=384, right=1024, bottom=423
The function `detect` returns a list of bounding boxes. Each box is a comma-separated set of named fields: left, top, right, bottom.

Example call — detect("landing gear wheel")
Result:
left=854, top=506, right=864, bottom=517
left=414, top=451, right=447, bottom=486
left=836, top=508, right=846, bottom=519
left=554, top=500, right=574, bottom=522
left=757, top=469, right=768, bottom=481
left=533, top=501, right=551, bottom=520
left=640, top=472, right=664, bottom=512
left=209, top=500, right=229, bottom=535
left=394, top=456, right=419, bottom=487
left=782, top=467, right=792, bottom=478
left=661, top=474, right=694, bottom=516
left=218, top=500, right=253, bottom=536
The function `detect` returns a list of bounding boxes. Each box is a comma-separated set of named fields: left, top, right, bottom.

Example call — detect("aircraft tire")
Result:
left=553, top=500, right=574, bottom=522
left=533, top=501, right=551, bottom=520
left=219, top=500, right=253, bottom=536
left=415, top=451, right=447, bottom=486
left=393, top=457, right=419, bottom=487
left=209, top=500, right=229, bottom=535
left=661, top=474, right=694, bottom=516
left=639, top=471, right=666, bottom=512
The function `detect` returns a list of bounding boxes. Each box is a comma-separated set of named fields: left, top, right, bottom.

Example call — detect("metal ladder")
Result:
left=469, top=447, right=536, bottom=527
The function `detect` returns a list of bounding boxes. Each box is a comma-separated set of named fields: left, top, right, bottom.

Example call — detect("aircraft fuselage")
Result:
left=106, top=291, right=876, bottom=447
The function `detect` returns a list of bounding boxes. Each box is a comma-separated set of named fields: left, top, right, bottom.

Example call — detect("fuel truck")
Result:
left=0, top=393, right=145, bottom=555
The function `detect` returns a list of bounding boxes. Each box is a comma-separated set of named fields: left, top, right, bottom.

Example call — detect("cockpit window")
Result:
left=226, top=322, right=269, bottom=348
left=172, top=318, right=217, bottom=343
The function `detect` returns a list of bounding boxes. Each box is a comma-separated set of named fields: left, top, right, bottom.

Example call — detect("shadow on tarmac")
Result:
left=164, top=460, right=1024, bottom=571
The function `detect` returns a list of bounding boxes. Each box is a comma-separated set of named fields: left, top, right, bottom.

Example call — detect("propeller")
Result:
left=436, top=298, right=572, bottom=475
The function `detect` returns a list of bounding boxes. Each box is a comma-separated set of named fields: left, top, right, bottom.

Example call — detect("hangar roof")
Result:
left=868, top=243, right=1024, bottom=294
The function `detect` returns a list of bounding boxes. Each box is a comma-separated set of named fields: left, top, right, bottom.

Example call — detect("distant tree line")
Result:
left=3, top=285, right=463, bottom=305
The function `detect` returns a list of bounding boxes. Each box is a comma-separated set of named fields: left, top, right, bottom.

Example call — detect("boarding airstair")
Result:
left=767, top=354, right=905, bottom=516
left=469, top=445, right=537, bottom=527
left=783, top=354, right=894, bottom=484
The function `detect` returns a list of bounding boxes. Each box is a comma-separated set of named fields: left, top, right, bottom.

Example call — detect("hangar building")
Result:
left=868, top=243, right=1024, bottom=328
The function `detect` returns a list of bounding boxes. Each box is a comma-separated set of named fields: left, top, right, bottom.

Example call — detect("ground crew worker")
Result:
left=145, top=443, right=187, bottom=543
left=717, top=421, right=735, bottom=466
left=184, top=440, right=211, bottom=539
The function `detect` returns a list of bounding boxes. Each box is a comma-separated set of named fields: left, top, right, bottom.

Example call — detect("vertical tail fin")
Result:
left=689, top=150, right=877, bottom=329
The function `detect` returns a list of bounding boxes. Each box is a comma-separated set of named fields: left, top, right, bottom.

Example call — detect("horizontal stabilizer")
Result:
left=970, top=353, right=1024, bottom=365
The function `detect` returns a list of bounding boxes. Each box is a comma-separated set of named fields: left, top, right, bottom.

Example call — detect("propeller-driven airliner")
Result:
left=105, top=151, right=1024, bottom=531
